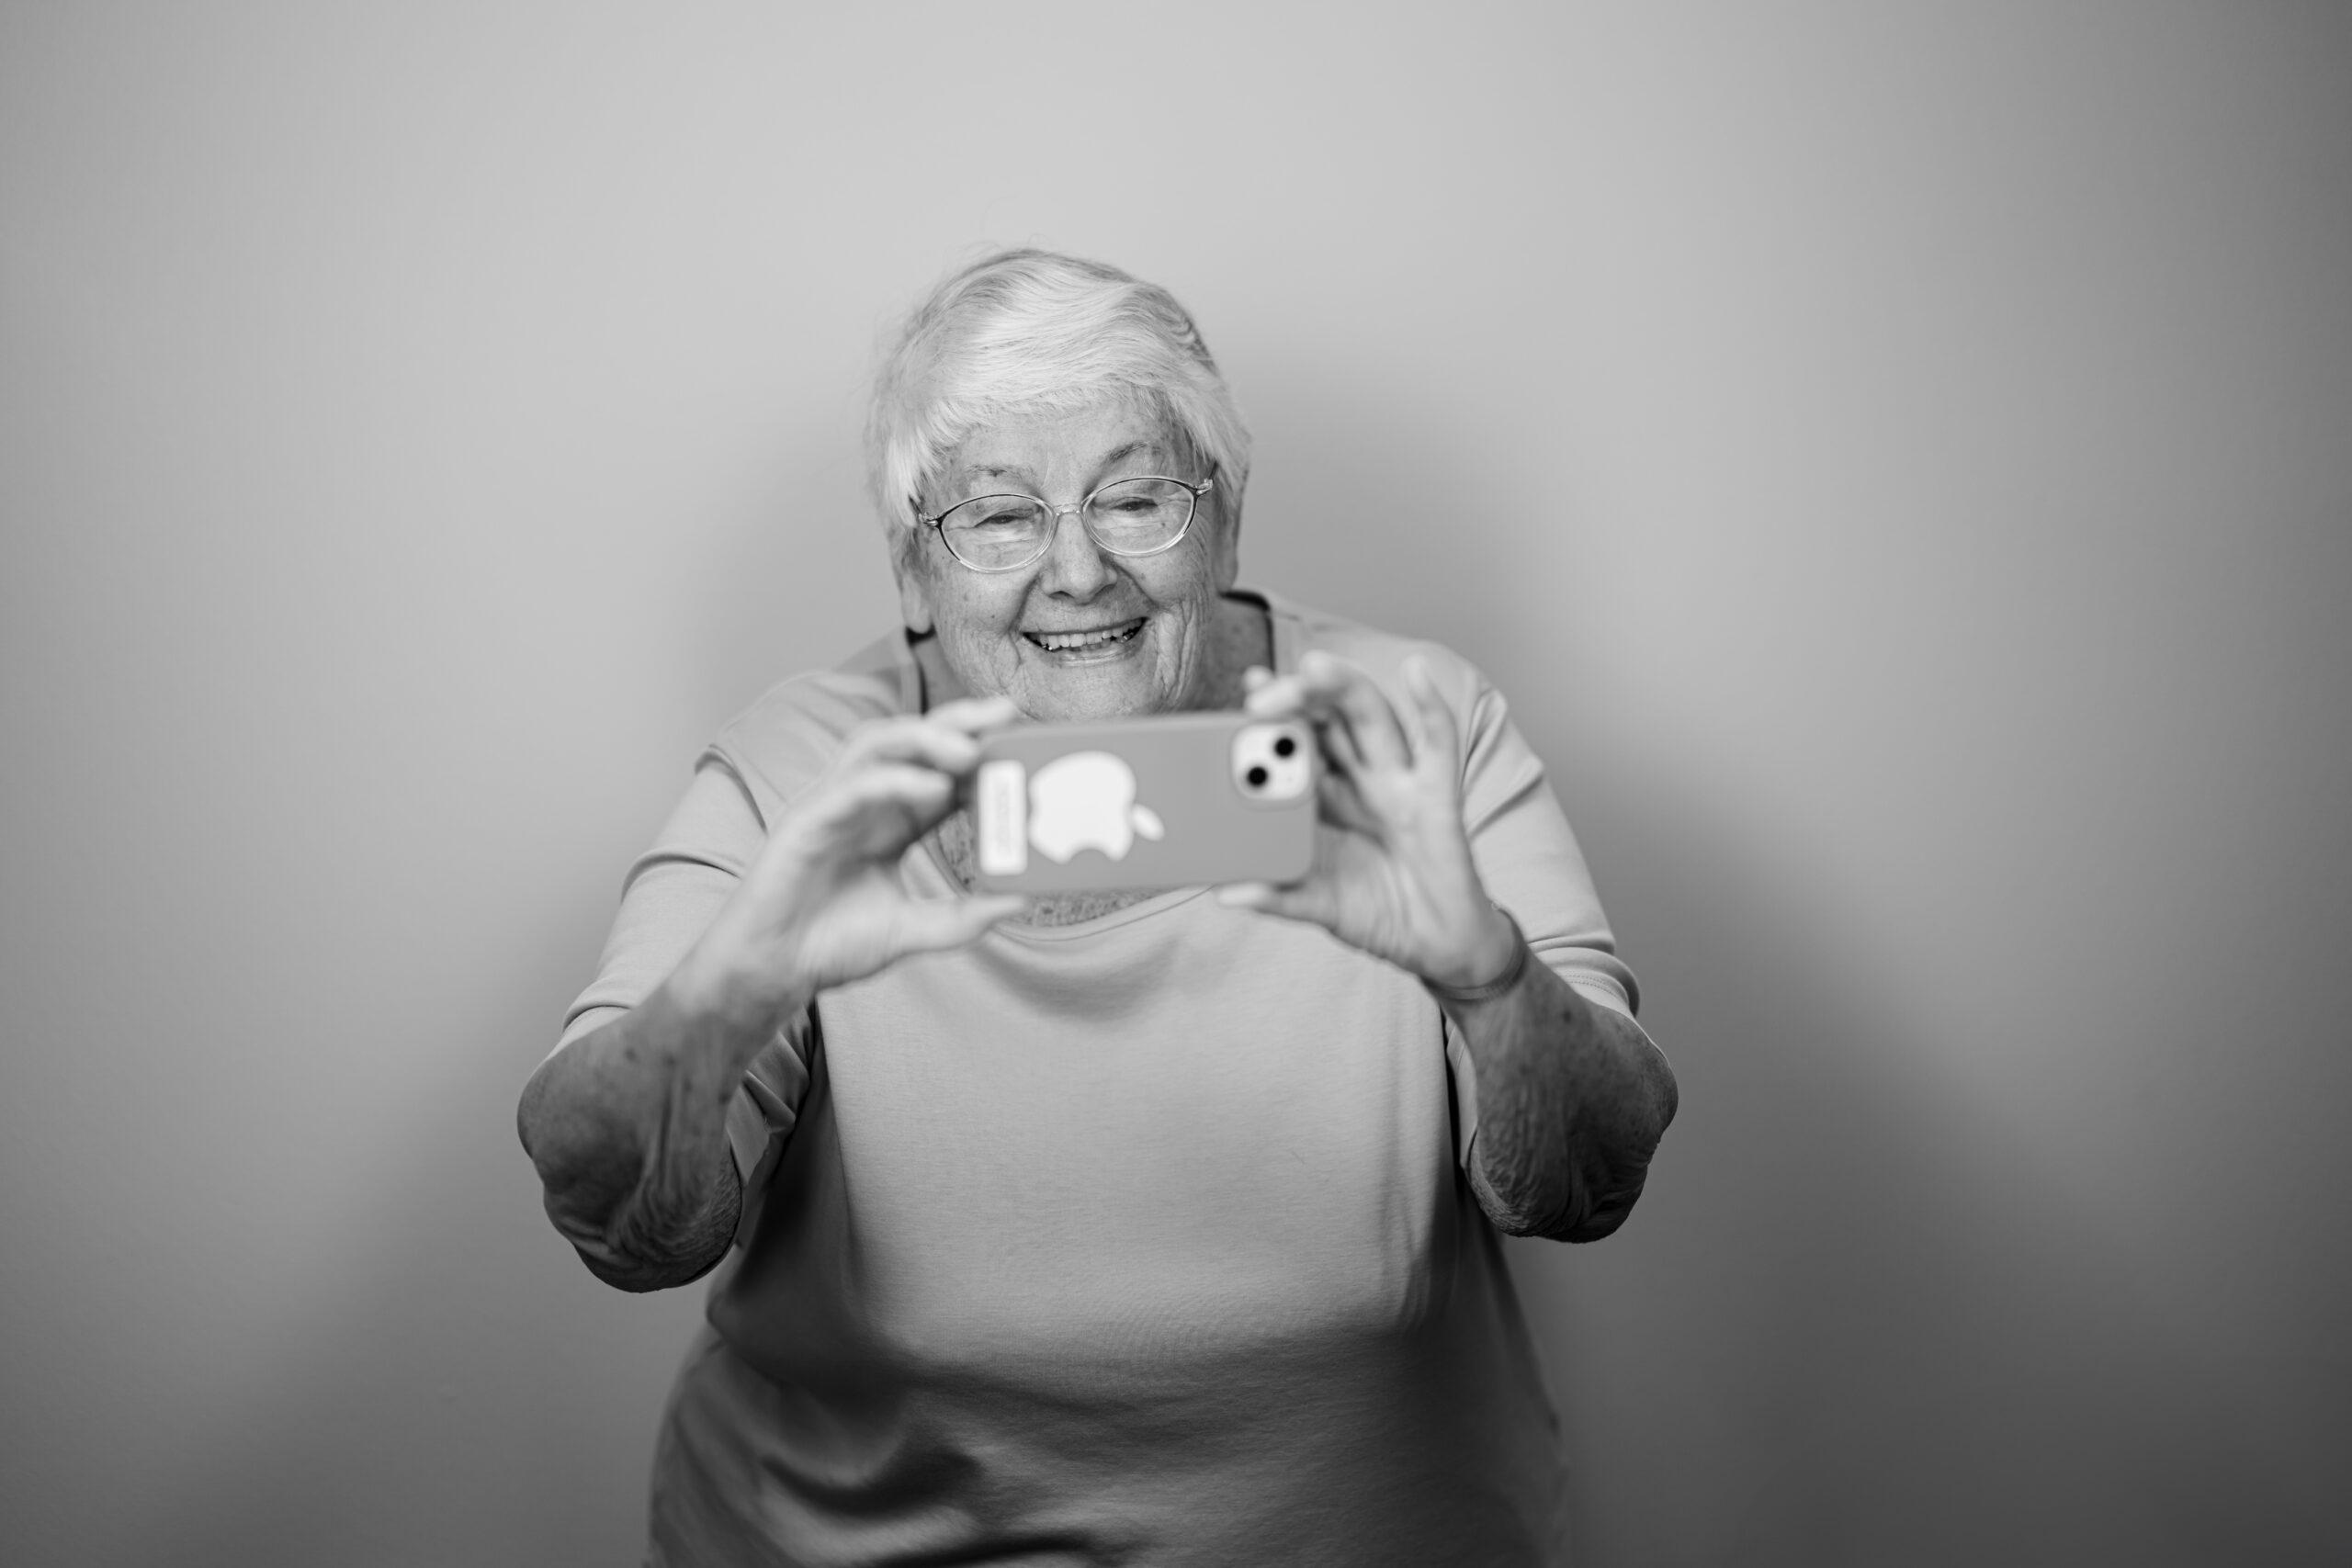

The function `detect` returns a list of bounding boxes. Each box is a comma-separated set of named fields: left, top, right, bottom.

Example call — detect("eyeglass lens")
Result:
left=937, top=478, right=1194, bottom=570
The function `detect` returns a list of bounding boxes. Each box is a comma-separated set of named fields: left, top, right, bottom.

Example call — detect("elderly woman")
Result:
left=519, top=250, right=1677, bottom=1565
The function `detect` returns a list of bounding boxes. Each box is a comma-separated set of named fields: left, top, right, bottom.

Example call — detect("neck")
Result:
left=1202, top=589, right=1275, bottom=706
left=931, top=811, right=1160, bottom=926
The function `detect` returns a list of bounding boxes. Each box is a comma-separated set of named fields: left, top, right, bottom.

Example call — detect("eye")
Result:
left=952, top=498, right=1046, bottom=532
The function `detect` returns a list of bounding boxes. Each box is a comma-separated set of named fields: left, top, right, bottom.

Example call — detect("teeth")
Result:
left=1033, top=621, right=1141, bottom=651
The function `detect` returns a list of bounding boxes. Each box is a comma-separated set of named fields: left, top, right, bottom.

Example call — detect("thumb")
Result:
left=1216, top=880, right=1335, bottom=930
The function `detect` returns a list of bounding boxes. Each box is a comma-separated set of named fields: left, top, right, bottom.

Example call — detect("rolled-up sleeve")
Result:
left=1452, top=668, right=1641, bottom=1021
left=551, top=750, right=814, bottom=1235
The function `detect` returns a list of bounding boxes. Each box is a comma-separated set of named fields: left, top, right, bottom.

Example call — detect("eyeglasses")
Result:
left=917, top=475, right=1215, bottom=573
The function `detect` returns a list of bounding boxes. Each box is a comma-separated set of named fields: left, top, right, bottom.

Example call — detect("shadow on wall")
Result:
left=104, top=942, right=703, bottom=1568
left=1510, top=762, right=2346, bottom=1568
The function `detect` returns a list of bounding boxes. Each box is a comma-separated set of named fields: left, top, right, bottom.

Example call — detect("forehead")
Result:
left=944, top=401, right=1184, bottom=488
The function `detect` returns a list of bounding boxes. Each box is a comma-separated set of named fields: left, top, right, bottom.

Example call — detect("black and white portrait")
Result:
left=3, top=4, right=2346, bottom=1565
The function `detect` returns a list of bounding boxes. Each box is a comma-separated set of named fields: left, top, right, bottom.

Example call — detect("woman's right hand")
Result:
left=678, top=695, right=1027, bottom=1021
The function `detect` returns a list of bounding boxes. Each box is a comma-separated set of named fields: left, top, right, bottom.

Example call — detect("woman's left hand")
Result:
left=1217, top=650, right=1521, bottom=993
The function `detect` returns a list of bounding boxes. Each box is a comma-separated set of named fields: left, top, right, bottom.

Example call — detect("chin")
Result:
left=1019, top=661, right=1182, bottom=723
left=1015, top=677, right=1159, bottom=725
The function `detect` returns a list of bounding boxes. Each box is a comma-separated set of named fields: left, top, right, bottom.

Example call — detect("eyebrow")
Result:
left=1093, top=441, right=1163, bottom=472
left=965, top=441, right=1170, bottom=487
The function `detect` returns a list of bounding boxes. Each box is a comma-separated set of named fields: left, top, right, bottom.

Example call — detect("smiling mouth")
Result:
left=1025, top=617, right=1148, bottom=653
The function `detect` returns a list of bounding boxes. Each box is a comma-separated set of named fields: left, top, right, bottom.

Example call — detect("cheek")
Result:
left=934, top=586, right=1038, bottom=691
left=933, top=573, right=1024, bottom=637
left=1146, top=537, right=1221, bottom=610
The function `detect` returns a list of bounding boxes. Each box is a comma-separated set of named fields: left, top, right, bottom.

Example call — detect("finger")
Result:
left=1317, top=705, right=1364, bottom=779
left=1402, top=654, right=1464, bottom=793
left=927, top=694, right=1022, bottom=736
left=1249, top=656, right=1366, bottom=723
left=1317, top=764, right=1385, bottom=838
left=889, top=894, right=1027, bottom=955
left=1243, top=671, right=1306, bottom=719
left=1255, top=687, right=1365, bottom=798
left=848, top=762, right=963, bottom=836
left=1241, top=664, right=1273, bottom=694
left=796, top=761, right=961, bottom=855
left=1214, top=879, right=1339, bottom=930
left=845, top=700, right=1018, bottom=776
left=1301, top=651, right=1410, bottom=772
left=840, top=716, right=979, bottom=775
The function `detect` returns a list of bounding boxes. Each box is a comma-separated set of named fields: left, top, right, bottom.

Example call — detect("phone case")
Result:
left=970, top=712, right=1317, bottom=894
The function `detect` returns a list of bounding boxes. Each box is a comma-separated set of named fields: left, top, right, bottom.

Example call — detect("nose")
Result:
left=1034, top=503, right=1118, bottom=600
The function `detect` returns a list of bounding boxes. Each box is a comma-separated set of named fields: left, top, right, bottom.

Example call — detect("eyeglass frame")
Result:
left=914, top=473, right=1216, bottom=574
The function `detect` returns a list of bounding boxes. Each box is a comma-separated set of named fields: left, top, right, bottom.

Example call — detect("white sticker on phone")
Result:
left=977, top=759, right=1028, bottom=875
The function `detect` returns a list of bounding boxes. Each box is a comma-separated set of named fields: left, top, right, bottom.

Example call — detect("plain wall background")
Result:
left=4, top=3, right=2346, bottom=1563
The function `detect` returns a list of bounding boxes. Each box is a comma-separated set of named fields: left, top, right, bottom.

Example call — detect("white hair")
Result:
left=865, top=250, right=1251, bottom=546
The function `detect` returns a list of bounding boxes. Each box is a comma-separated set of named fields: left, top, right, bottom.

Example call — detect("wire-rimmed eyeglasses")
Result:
left=916, top=475, right=1215, bottom=573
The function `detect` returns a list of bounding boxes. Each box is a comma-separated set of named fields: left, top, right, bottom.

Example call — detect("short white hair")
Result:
left=865, top=250, right=1251, bottom=542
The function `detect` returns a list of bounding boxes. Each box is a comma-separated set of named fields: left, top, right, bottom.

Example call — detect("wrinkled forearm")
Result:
left=516, top=962, right=790, bottom=1291
left=1439, top=955, right=1679, bottom=1242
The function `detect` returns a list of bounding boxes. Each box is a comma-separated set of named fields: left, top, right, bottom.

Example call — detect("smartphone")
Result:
left=969, top=712, right=1317, bottom=894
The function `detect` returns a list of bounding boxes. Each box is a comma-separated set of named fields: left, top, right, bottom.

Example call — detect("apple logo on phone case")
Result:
left=1029, top=751, right=1165, bottom=864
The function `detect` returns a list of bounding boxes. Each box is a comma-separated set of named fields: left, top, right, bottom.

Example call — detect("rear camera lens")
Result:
left=1245, top=765, right=1269, bottom=788
left=1273, top=735, right=1296, bottom=759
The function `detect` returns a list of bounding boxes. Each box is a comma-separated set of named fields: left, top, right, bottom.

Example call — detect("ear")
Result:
left=1208, top=486, right=1243, bottom=592
left=889, top=525, right=935, bottom=636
